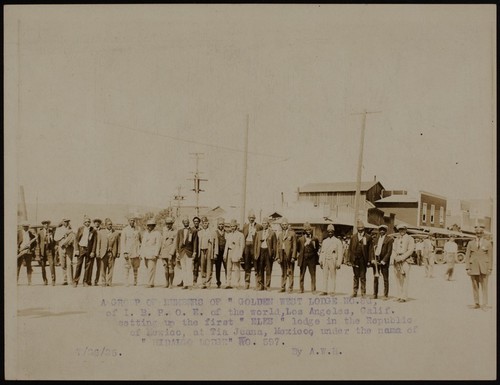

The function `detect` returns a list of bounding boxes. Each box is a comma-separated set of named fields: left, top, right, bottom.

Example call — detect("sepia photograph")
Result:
left=4, top=4, right=496, bottom=380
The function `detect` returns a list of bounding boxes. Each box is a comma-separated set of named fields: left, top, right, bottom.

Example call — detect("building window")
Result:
left=439, top=207, right=445, bottom=225
left=422, top=203, right=427, bottom=223
left=430, top=204, right=435, bottom=224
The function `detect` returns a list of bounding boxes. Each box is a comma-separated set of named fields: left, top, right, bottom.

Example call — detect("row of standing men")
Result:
left=17, top=212, right=492, bottom=306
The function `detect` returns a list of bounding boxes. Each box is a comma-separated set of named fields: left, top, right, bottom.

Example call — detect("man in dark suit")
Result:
left=91, top=218, right=103, bottom=286
left=242, top=210, right=263, bottom=289
left=297, top=222, right=319, bottom=294
left=96, top=218, right=121, bottom=287
left=175, top=217, right=198, bottom=289
left=465, top=225, right=493, bottom=309
left=370, top=225, right=393, bottom=300
left=37, top=220, right=56, bottom=285
left=276, top=218, right=297, bottom=293
left=191, top=216, right=202, bottom=286
left=73, top=216, right=97, bottom=287
left=17, top=221, right=37, bottom=285
left=254, top=218, right=276, bottom=290
left=348, top=220, right=371, bottom=298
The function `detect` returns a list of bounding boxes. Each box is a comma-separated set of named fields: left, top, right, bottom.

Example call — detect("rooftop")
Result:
left=299, top=181, right=382, bottom=193
left=375, top=195, right=418, bottom=203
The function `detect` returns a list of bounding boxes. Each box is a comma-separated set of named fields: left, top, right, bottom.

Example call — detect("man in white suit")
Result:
left=465, top=225, right=493, bottom=309
left=392, top=224, right=415, bottom=302
left=224, top=219, right=244, bottom=289
left=140, top=219, right=162, bottom=288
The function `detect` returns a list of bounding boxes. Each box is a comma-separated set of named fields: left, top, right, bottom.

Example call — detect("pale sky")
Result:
left=5, top=5, right=496, bottom=217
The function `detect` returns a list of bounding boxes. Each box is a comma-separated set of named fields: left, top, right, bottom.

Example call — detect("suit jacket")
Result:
left=160, top=226, right=177, bottom=259
left=96, top=228, right=121, bottom=259
left=465, top=237, right=493, bottom=275
left=176, top=227, right=198, bottom=258
left=224, top=230, right=245, bottom=263
left=243, top=222, right=263, bottom=243
left=297, top=235, right=320, bottom=267
left=37, top=227, right=55, bottom=257
left=348, top=232, right=371, bottom=267
left=120, top=225, right=142, bottom=258
left=74, top=225, right=97, bottom=255
left=214, top=229, right=226, bottom=257
left=276, top=228, right=297, bottom=262
left=17, top=230, right=37, bottom=254
left=392, top=234, right=415, bottom=262
left=140, top=229, right=162, bottom=259
left=369, top=235, right=393, bottom=265
left=254, top=228, right=277, bottom=261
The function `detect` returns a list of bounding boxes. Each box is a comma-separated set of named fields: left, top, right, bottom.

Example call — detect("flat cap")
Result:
left=396, top=224, right=407, bottom=230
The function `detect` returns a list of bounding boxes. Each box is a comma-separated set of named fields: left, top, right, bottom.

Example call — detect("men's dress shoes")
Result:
left=473, top=303, right=480, bottom=309
left=280, top=289, right=286, bottom=293
left=225, top=286, right=232, bottom=289
left=351, top=293, right=357, bottom=298
left=319, top=292, right=327, bottom=296
left=63, top=282, right=68, bottom=286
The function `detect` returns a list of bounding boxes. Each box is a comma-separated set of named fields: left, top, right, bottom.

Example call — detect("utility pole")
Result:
left=173, top=185, right=185, bottom=218
left=189, top=153, right=207, bottom=217
left=241, top=114, right=249, bottom=226
left=351, top=110, right=381, bottom=234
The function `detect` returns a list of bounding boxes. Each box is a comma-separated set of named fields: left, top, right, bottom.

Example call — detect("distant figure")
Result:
left=318, top=224, right=343, bottom=296
left=54, top=218, right=74, bottom=285
left=348, top=220, right=371, bottom=298
left=276, top=218, right=297, bottom=293
left=224, top=219, right=245, bottom=289
left=254, top=218, right=277, bottom=291
left=213, top=218, right=227, bottom=288
left=370, top=225, right=393, bottom=300
left=140, top=219, right=162, bottom=288
left=242, top=210, right=263, bottom=290
left=414, top=238, right=423, bottom=266
left=37, top=220, right=56, bottom=285
left=73, top=216, right=97, bottom=288
left=443, top=237, right=458, bottom=281
left=95, top=218, right=120, bottom=287
left=465, top=225, right=493, bottom=309
left=392, top=224, right=415, bottom=302
left=422, top=235, right=435, bottom=278
left=121, top=217, right=142, bottom=286
left=297, top=222, right=319, bottom=294
left=159, top=217, right=177, bottom=288
left=17, top=221, right=37, bottom=285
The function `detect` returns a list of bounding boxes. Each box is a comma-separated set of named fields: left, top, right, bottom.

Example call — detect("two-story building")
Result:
left=374, top=190, right=447, bottom=229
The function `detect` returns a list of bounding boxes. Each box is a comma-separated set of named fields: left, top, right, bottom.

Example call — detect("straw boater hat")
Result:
left=147, top=219, right=156, bottom=226
left=41, top=220, right=51, bottom=225
left=165, top=217, right=174, bottom=224
left=217, top=217, right=225, bottom=225
left=327, top=224, right=335, bottom=231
